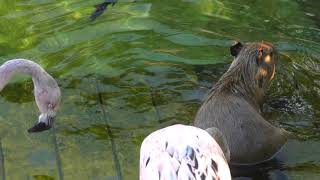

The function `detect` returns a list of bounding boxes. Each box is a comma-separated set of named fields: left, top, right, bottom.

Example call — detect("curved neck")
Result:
left=0, top=59, right=47, bottom=91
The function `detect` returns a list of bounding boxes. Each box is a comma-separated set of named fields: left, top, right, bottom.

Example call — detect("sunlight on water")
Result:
left=0, top=0, right=319, bottom=179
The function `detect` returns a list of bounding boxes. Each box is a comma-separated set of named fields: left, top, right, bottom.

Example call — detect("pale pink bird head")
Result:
left=140, top=124, right=231, bottom=180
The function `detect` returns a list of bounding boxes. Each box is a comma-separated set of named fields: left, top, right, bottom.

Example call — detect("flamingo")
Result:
left=140, top=124, right=231, bottom=180
left=0, top=59, right=61, bottom=133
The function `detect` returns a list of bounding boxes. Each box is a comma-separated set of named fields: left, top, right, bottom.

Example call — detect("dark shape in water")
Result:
left=28, top=122, right=51, bottom=133
left=231, top=156, right=287, bottom=180
left=33, top=174, right=55, bottom=180
left=90, top=0, right=118, bottom=21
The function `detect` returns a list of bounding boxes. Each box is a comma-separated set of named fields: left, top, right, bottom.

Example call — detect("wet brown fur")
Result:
left=194, top=42, right=289, bottom=164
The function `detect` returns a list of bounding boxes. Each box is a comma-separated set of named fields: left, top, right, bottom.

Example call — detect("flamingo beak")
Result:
left=28, top=122, right=51, bottom=133
left=27, top=114, right=54, bottom=133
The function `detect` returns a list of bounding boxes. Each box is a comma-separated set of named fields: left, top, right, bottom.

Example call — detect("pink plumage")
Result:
left=140, top=124, right=231, bottom=180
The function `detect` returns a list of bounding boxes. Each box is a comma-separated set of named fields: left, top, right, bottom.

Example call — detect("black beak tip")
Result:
left=28, top=122, right=51, bottom=133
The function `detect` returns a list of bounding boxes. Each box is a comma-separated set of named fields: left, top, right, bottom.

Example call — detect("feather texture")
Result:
left=140, top=124, right=231, bottom=180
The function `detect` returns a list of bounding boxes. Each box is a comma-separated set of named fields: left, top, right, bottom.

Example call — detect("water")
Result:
left=0, top=0, right=319, bottom=179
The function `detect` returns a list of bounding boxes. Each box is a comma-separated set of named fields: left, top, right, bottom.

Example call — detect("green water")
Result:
left=0, top=0, right=319, bottom=179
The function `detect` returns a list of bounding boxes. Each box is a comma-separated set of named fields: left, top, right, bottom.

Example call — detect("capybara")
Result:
left=194, top=42, right=290, bottom=164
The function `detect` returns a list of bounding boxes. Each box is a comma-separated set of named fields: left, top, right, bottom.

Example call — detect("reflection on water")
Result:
left=32, top=175, right=55, bottom=180
left=231, top=158, right=287, bottom=180
left=0, top=0, right=319, bottom=179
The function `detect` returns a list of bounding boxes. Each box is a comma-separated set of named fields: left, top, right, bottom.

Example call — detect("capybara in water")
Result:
left=194, top=41, right=290, bottom=165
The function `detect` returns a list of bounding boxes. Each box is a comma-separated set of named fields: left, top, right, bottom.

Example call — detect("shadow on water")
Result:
left=0, top=82, right=34, bottom=103
left=32, top=175, right=55, bottom=180
left=231, top=159, right=287, bottom=180
left=90, top=0, right=117, bottom=21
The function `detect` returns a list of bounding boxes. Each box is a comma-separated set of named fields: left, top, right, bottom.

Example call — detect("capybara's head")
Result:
left=231, top=41, right=277, bottom=86
left=218, top=41, right=278, bottom=103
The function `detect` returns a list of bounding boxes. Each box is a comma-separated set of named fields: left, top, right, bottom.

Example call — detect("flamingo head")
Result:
left=28, top=85, right=60, bottom=133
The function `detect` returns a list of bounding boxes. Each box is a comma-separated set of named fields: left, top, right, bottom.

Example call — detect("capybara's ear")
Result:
left=230, top=42, right=243, bottom=57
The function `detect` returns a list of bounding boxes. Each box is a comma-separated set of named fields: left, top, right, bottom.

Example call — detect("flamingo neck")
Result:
left=0, top=59, right=46, bottom=91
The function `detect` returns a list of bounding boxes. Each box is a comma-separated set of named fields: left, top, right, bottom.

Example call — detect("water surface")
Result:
left=0, top=0, right=319, bottom=179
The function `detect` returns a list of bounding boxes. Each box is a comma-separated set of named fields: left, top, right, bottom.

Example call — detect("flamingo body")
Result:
left=140, top=124, right=231, bottom=180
